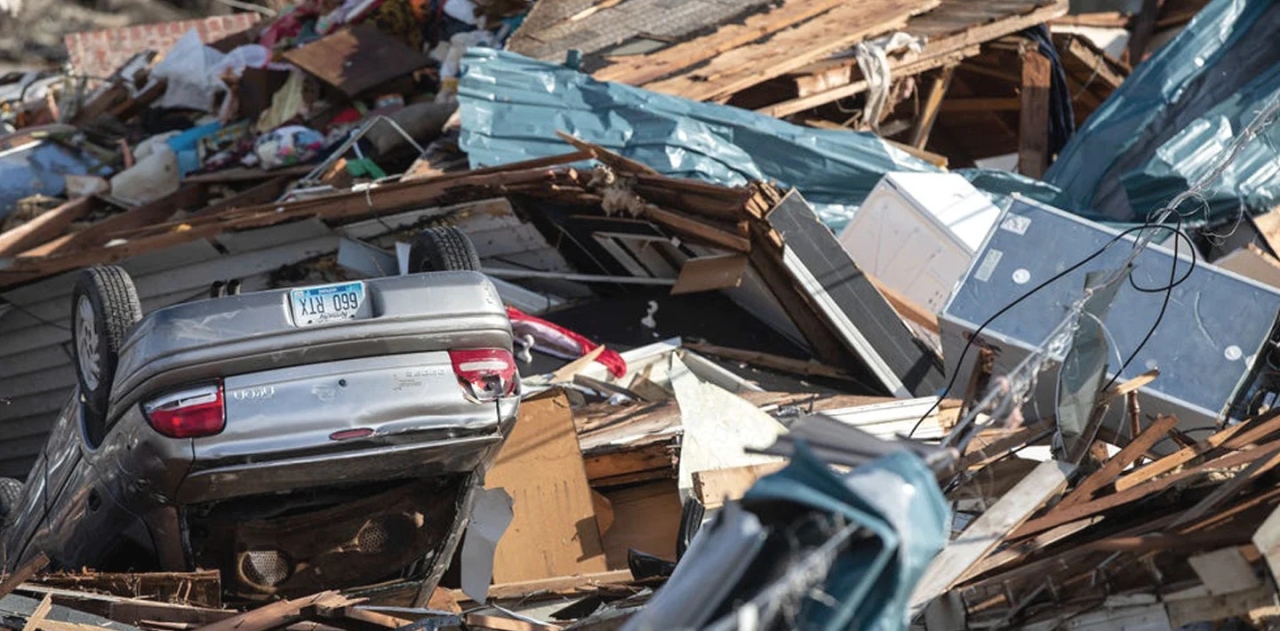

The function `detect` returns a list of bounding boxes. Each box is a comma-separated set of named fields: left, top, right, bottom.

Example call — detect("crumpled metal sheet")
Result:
left=456, top=48, right=939, bottom=231
left=1045, top=0, right=1280, bottom=224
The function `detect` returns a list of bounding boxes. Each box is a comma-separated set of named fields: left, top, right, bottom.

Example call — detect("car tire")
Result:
left=407, top=227, right=481, bottom=273
left=0, top=477, right=23, bottom=527
left=72, top=266, right=142, bottom=417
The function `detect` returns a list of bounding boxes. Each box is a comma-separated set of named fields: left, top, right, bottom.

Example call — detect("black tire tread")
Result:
left=409, top=227, right=481, bottom=272
left=72, top=265, right=142, bottom=417
left=0, top=477, right=23, bottom=527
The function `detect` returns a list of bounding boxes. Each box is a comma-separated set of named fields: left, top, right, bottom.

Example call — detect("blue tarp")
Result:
left=0, top=141, right=98, bottom=219
left=1045, top=0, right=1280, bottom=225
left=456, top=48, right=940, bottom=230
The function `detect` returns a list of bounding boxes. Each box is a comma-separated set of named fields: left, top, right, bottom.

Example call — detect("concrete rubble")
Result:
left=8, top=0, right=1280, bottom=628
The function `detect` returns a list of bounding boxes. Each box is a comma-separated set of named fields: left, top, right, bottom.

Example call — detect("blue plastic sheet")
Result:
left=0, top=141, right=97, bottom=219
left=456, top=48, right=940, bottom=231
left=1045, top=0, right=1280, bottom=225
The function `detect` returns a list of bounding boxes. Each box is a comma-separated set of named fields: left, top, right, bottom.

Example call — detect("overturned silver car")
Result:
left=0, top=227, right=520, bottom=601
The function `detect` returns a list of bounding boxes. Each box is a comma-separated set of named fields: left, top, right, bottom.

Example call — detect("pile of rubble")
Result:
left=9, top=0, right=1280, bottom=628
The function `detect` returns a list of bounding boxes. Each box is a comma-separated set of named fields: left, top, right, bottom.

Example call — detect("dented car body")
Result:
left=1, top=269, right=520, bottom=601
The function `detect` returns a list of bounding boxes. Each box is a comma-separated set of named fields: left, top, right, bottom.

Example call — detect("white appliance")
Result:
left=837, top=172, right=1002, bottom=312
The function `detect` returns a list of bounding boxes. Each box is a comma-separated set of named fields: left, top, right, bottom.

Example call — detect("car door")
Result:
left=34, top=398, right=141, bottom=570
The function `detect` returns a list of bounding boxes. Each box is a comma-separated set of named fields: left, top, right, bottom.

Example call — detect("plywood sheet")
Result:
left=599, top=479, right=683, bottom=569
left=485, top=389, right=608, bottom=582
left=671, top=254, right=748, bottom=295
left=282, top=24, right=430, bottom=97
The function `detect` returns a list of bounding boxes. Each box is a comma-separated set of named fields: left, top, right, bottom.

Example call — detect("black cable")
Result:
left=909, top=219, right=1196, bottom=438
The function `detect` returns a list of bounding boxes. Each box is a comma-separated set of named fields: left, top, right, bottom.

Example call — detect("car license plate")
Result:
left=290, top=281, right=367, bottom=327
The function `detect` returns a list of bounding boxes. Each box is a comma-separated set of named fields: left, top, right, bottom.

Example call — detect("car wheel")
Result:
left=0, top=478, right=23, bottom=527
left=72, top=266, right=142, bottom=417
left=407, top=227, right=481, bottom=273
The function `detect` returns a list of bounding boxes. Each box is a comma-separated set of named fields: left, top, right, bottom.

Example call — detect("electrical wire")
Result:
left=908, top=220, right=1192, bottom=438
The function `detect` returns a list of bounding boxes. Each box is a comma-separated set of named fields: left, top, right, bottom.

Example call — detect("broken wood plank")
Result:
left=0, top=197, right=96, bottom=257
left=0, top=553, right=49, bottom=600
left=31, top=570, right=221, bottom=609
left=670, top=254, right=748, bottom=295
left=640, top=206, right=751, bottom=253
left=555, top=131, right=658, bottom=175
left=1170, top=443, right=1280, bottom=528
left=189, top=177, right=292, bottom=218
left=909, top=65, right=955, bottom=149
left=954, top=420, right=1054, bottom=471
left=1012, top=442, right=1280, bottom=540
left=758, top=44, right=978, bottom=118
left=1115, top=410, right=1280, bottom=492
left=583, top=440, right=677, bottom=487
left=645, top=0, right=937, bottom=102
left=21, top=594, right=53, bottom=631
left=683, top=341, right=852, bottom=381
left=195, top=592, right=350, bottom=631
left=910, top=460, right=1074, bottom=616
left=594, top=0, right=852, bottom=86
left=47, top=184, right=209, bottom=255
left=866, top=273, right=939, bottom=334
left=1017, top=48, right=1051, bottom=178
left=956, top=516, right=1104, bottom=584
left=692, top=462, right=787, bottom=509
left=183, top=165, right=314, bottom=184
left=1055, top=415, right=1178, bottom=510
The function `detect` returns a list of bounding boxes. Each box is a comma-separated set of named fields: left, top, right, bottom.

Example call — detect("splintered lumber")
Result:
left=0, top=553, right=49, bottom=600
left=31, top=570, right=222, bottom=609
left=0, top=197, right=96, bottom=257
left=1055, top=415, right=1178, bottom=510
left=453, top=570, right=635, bottom=602
left=644, top=0, right=938, bottom=102
left=1017, top=48, right=1051, bottom=178
left=555, top=132, right=657, bottom=175
left=639, top=206, right=750, bottom=253
left=1114, top=410, right=1280, bottom=492
left=1011, top=440, right=1280, bottom=539
left=194, top=592, right=351, bottom=631
left=1170, top=443, right=1280, bottom=528
left=593, top=0, right=852, bottom=85
left=910, top=461, right=1073, bottom=616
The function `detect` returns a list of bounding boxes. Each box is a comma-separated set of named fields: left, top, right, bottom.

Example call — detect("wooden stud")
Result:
left=1018, top=48, right=1052, bottom=178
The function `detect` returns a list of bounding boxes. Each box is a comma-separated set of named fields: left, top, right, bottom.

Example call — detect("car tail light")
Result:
left=449, top=349, right=518, bottom=401
left=143, top=383, right=225, bottom=438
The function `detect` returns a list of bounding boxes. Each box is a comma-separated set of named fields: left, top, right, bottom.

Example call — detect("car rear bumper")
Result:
left=176, top=431, right=506, bottom=504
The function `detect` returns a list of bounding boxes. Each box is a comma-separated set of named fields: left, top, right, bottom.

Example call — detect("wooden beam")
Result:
left=0, top=553, right=49, bottom=600
left=1170, top=443, right=1280, bottom=528
left=910, top=460, right=1074, bottom=617
left=909, top=65, right=955, bottom=149
left=1018, top=48, right=1052, bottom=178
left=866, top=273, right=939, bottom=334
left=0, top=197, right=96, bottom=257
left=1055, top=415, right=1177, bottom=510
left=671, top=254, right=749, bottom=295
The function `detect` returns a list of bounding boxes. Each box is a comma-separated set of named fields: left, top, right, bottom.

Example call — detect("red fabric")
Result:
left=505, top=306, right=627, bottom=378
